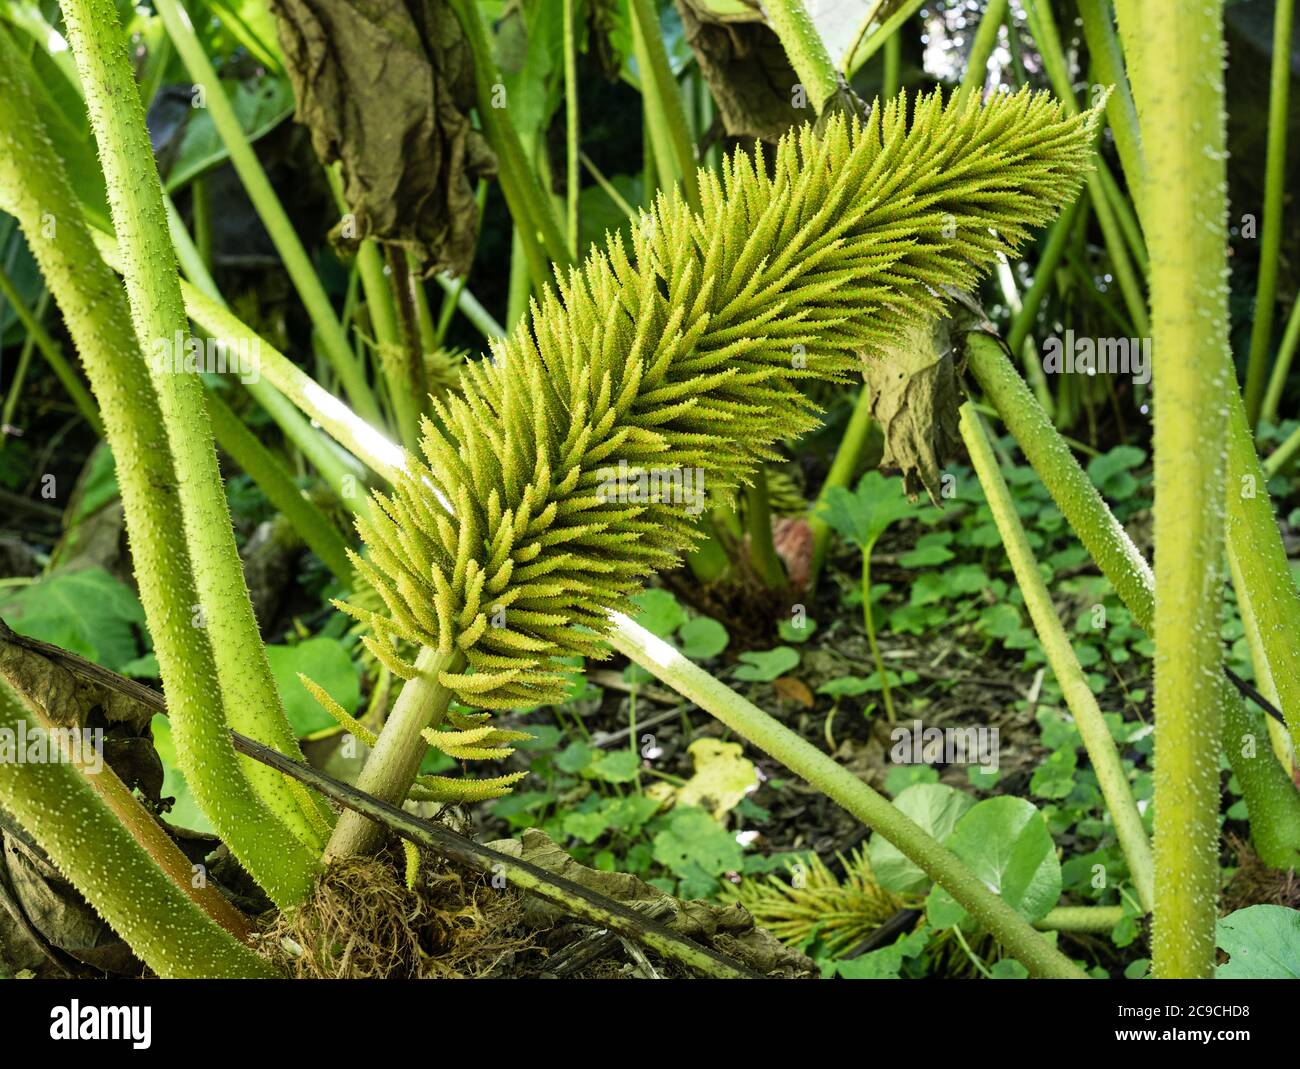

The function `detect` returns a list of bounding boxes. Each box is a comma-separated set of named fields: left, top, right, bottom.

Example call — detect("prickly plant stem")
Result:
left=606, top=615, right=1087, bottom=979
left=55, top=0, right=327, bottom=866
left=1244, top=0, right=1295, bottom=425
left=324, top=645, right=467, bottom=861
left=0, top=678, right=277, bottom=977
left=966, top=331, right=1300, bottom=870
left=1037, top=906, right=1125, bottom=933
left=959, top=401, right=1153, bottom=909
left=1117, top=0, right=1232, bottom=979
left=764, top=0, right=841, bottom=115
left=861, top=548, right=896, bottom=723
left=152, top=0, right=381, bottom=426
left=2, top=662, right=256, bottom=940
left=1223, top=388, right=1300, bottom=751
left=0, top=23, right=323, bottom=908
left=967, top=335, right=1153, bottom=612
left=158, top=200, right=368, bottom=503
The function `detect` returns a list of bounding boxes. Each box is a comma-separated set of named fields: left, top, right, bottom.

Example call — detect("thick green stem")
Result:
left=325, top=645, right=466, bottom=860
left=967, top=336, right=1153, bottom=611
left=1, top=649, right=256, bottom=940
left=1037, top=906, right=1125, bottom=933
left=0, top=22, right=318, bottom=906
left=0, top=678, right=277, bottom=978
left=960, top=402, right=1154, bottom=910
left=1244, top=0, right=1295, bottom=426
left=1118, top=0, right=1231, bottom=979
left=1224, top=389, right=1300, bottom=751
left=56, top=0, right=327, bottom=866
left=967, top=332, right=1300, bottom=871
left=765, top=0, right=842, bottom=115
left=153, top=0, right=380, bottom=426
left=607, top=615, right=1086, bottom=979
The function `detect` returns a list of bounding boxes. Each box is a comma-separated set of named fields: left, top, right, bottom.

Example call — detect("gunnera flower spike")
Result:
left=338, top=88, right=1100, bottom=732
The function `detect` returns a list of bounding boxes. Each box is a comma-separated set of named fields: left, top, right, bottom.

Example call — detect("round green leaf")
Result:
left=678, top=615, right=729, bottom=659
left=925, top=795, right=1061, bottom=927
left=869, top=783, right=974, bottom=894
left=1216, top=905, right=1300, bottom=978
left=733, top=646, right=800, bottom=682
left=631, top=588, right=688, bottom=638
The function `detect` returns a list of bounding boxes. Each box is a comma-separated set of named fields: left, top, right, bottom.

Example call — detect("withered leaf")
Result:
left=674, top=0, right=808, bottom=142
left=862, top=317, right=965, bottom=504
left=267, top=0, right=496, bottom=277
left=489, top=828, right=816, bottom=977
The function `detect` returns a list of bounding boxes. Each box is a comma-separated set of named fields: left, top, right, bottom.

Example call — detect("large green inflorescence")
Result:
left=342, top=88, right=1101, bottom=710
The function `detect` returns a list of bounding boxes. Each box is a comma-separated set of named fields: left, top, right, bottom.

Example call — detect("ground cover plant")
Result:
left=1, top=0, right=1300, bottom=984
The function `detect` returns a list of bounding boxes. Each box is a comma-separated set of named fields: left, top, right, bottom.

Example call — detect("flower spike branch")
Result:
left=326, top=89, right=1103, bottom=856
